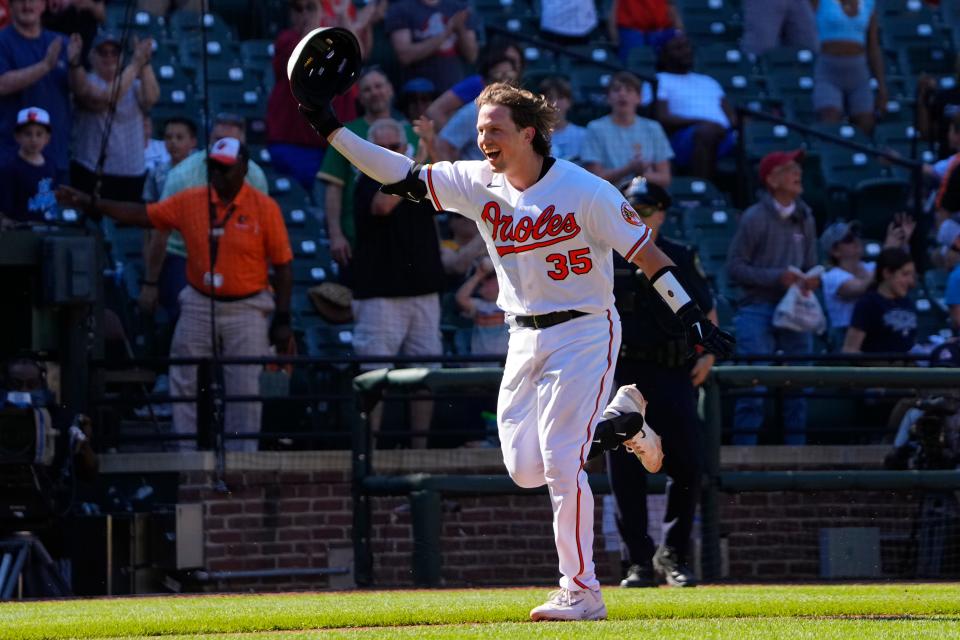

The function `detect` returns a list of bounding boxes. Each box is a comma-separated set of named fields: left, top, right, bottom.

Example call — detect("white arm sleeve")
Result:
left=328, top=127, right=415, bottom=186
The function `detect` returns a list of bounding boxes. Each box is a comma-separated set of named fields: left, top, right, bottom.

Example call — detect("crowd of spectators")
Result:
left=3, top=0, right=960, bottom=450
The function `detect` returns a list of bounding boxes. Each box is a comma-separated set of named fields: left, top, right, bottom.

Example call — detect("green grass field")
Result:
left=2, top=584, right=960, bottom=640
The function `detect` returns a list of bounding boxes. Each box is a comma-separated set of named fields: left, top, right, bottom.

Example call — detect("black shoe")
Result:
left=619, top=563, right=656, bottom=588
left=653, top=546, right=697, bottom=587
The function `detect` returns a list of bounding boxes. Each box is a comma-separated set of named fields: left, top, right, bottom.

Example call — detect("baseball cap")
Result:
left=15, top=107, right=51, bottom=131
left=759, top=149, right=805, bottom=185
left=401, top=77, right=435, bottom=95
left=208, top=137, right=245, bottom=166
left=623, top=177, right=672, bottom=210
left=819, top=219, right=861, bottom=254
left=92, top=30, right=122, bottom=51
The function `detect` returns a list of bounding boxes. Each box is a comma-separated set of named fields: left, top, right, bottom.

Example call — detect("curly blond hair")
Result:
left=476, top=82, right=559, bottom=157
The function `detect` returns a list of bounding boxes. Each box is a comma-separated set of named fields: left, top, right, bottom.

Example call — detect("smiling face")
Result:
left=358, top=71, right=394, bottom=119
left=882, top=261, right=916, bottom=299
left=477, top=103, right=531, bottom=174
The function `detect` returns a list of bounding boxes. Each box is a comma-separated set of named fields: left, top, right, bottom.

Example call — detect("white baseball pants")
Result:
left=498, top=310, right=621, bottom=591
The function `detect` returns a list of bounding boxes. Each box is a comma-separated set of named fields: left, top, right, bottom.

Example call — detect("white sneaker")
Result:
left=603, top=384, right=663, bottom=473
left=529, top=587, right=607, bottom=621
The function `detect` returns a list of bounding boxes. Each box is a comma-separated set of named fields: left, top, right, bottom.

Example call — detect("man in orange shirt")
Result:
left=57, top=138, right=294, bottom=452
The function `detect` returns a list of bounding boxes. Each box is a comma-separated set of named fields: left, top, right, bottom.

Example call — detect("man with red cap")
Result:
left=55, top=138, right=294, bottom=453
left=725, top=149, right=820, bottom=445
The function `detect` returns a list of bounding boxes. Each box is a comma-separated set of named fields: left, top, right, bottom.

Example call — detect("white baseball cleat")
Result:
left=603, top=384, right=663, bottom=473
left=529, top=587, right=607, bottom=621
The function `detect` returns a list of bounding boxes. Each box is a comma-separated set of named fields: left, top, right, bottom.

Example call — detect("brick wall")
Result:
left=103, top=446, right=954, bottom=592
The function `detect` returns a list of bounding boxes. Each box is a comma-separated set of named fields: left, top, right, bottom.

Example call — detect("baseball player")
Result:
left=288, top=28, right=734, bottom=621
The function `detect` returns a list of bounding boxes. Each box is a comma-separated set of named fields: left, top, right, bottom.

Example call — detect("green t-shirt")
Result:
left=162, top=151, right=269, bottom=257
left=316, top=117, right=417, bottom=246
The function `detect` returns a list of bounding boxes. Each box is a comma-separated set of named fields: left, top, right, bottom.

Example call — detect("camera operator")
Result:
left=0, top=353, right=98, bottom=524
left=608, top=179, right=718, bottom=588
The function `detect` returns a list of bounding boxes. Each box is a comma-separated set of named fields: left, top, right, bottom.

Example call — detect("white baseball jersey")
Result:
left=419, top=157, right=647, bottom=594
left=420, top=159, right=651, bottom=316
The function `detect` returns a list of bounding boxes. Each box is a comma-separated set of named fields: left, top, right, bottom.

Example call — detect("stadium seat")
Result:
left=292, top=261, right=330, bottom=287
left=709, top=69, right=765, bottom=107
left=900, top=45, right=957, bottom=78
left=914, top=296, right=951, bottom=343
left=669, top=177, right=728, bottom=208
left=682, top=15, right=742, bottom=45
left=880, top=17, right=948, bottom=51
left=683, top=205, right=740, bottom=241
left=760, top=47, right=816, bottom=76
left=873, top=123, right=936, bottom=162
left=742, top=121, right=806, bottom=162
left=695, top=43, right=754, bottom=76
left=807, top=123, right=873, bottom=151
left=765, top=68, right=817, bottom=120
left=692, top=235, right=732, bottom=289
left=169, top=11, right=236, bottom=42
left=625, top=46, right=656, bottom=77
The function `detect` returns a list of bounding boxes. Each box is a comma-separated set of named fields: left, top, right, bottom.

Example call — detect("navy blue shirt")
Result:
left=850, top=290, right=917, bottom=353
left=0, top=154, right=58, bottom=222
left=0, top=26, right=72, bottom=177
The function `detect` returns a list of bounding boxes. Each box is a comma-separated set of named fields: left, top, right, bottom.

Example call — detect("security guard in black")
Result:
left=608, top=179, right=716, bottom=588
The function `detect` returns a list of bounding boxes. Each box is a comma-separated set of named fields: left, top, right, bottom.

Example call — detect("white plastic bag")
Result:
left=772, top=284, right=826, bottom=334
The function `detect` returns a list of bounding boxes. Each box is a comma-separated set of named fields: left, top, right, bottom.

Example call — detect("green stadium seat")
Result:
left=760, top=46, right=816, bottom=76
left=169, top=11, right=236, bottom=42
left=683, top=205, right=740, bottom=241
left=625, top=46, right=656, bottom=77
left=878, top=0, right=938, bottom=22
left=742, top=121, right=806, bottom=162
left=692, top=235, right=732, bottom=289
left=659, top=207, right=685, bottom=240
left=807, top=122, right=873, bottom=151
left=900, top=45, right=957, bottom=78
left=682, top=15, right=742, bottom=45
left=292, top=261, right=330, bottom=287
left=710, top=69, right=766, bottom=107
left=303, top=323, right=354, bottom=358
left=913, top=296, right=951, bottom=342
left=880, top=17, right=948, bottom=51
left=669, top=177, right=728, bottom=208
left=873, top=123, right=937, bottom=162
left=240, top=39, right=275, bottom=65
left=695, top=43, right=754, bottom=76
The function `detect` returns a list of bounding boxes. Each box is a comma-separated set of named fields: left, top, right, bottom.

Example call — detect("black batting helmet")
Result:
left=286, top=27, right=362, bottom=109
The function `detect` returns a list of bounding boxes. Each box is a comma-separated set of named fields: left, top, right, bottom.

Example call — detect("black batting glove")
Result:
left=298, top=103, right=342, bottom=140
left=679, top=305, right=735, bottom=359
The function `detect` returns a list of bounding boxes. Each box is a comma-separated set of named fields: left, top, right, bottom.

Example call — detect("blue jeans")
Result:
left=669, top=125, right=737, bottom=168
left=617, top=27, right=678, bottom=64
left=733, top=303, right=812, bottom=445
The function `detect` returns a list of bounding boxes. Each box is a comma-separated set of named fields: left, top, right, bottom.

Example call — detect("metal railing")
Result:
left=348, top=365, right=960, bottom=586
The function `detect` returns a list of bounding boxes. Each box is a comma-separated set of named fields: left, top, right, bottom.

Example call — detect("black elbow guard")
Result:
left=380, top=164, right=428, bottom=202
